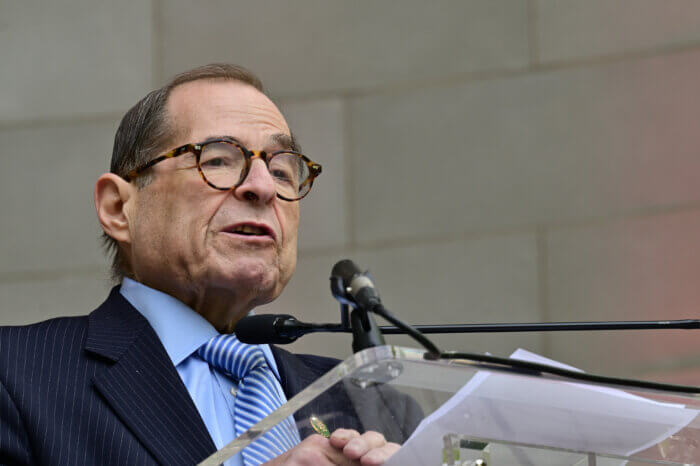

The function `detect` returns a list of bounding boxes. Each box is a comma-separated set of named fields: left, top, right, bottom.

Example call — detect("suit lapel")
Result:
left=271, top=345, right=321, bottom=400
left=271, top=346, right=363, bottom=438
left=86, top=288, right=217, bottom=465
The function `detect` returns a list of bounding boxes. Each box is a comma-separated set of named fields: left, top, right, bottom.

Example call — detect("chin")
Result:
left=217, top=258, right=280, bottom=295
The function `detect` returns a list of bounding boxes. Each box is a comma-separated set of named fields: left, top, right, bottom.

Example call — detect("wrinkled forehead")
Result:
left=165, top=79, right=291, bottom=148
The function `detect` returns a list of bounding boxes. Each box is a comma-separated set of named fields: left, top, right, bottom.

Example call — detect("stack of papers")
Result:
left=386, top=349, right=698, bottom=465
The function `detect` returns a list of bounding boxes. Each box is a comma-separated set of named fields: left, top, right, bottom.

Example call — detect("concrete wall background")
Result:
left=2, top=0, right=700, bottom=383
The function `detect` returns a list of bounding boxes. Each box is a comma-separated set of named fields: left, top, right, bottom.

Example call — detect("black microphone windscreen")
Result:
left=234, top=314, right=292, bottom=344
left=331, top=259, right=362, bottom=286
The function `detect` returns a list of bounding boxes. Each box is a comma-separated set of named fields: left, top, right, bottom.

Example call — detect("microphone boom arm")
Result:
left=378, top=319, right=700, bottom=334
left=255, top=318, right=700, bottom=342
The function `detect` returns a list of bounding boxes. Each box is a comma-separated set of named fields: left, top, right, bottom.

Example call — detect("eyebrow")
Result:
left=200, top=134, right=301, bottom=153
left=272, top=133, right=301, bottom=153
left=200, top=135, right=241, bottom=145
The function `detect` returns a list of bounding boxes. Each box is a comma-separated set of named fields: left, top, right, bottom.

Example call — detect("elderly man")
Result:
left=0, top=65, right=419, bottom=465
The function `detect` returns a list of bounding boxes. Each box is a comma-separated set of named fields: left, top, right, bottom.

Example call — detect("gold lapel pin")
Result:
left=310, top=415, right=330, bottom=438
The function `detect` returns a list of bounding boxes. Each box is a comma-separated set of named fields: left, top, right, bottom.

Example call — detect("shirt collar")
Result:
left=119, top=278, right=282, bottom=379
left=120, top=277, right=218, bottom=366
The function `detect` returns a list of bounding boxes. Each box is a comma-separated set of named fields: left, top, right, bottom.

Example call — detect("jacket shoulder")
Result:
left=0, top=286, right=128, bottom=355
left=0, top=315, right=89, bottom=341
left=0, top=315, right=90, bottom=386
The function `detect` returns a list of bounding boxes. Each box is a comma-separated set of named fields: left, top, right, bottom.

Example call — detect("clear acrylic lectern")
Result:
left=199, top=346, right=700, bottom=466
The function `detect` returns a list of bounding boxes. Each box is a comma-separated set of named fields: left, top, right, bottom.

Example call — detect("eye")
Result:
left=271, top=167, right=295, bottom=183
left=269, top=159, right=301, bottom=187
left=201, top=156, right=233, bottom=168
left=199, top=142, right=245, bottom=170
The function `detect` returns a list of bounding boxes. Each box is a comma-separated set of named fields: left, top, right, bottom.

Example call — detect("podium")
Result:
left=199, top=346, right=700, bottom=465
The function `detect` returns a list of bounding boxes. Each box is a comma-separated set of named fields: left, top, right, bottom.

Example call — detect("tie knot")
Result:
left=198, top=334, right=267, bottom=380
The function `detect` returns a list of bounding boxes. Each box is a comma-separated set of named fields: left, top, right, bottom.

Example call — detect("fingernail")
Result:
left=333, top=430, right=349, bottom=441
left=363, top=451, right=382, bottom=465
left=345, top=443, right=361, bottom=455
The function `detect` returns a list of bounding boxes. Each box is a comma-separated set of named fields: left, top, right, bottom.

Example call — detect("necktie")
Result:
left=198, top=334, right=300, bottom=465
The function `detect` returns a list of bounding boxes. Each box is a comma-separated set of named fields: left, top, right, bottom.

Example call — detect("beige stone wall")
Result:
left=2, top=0, right=700, bottom=382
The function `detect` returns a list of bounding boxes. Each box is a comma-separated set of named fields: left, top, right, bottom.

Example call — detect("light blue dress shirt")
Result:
left=120, top=278, right=293, bottom=466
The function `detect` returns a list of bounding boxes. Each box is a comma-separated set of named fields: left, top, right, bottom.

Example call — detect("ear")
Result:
left=94, top=173, right=136, bottom=244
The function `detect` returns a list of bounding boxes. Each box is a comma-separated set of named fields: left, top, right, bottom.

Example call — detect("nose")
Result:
left=233, top=155, right=276, bottom=203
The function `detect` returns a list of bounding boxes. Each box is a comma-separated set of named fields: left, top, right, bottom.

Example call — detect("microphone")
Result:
left=331, top=259, right=442, bottom=356
left=234, top=314, right=345, bottom=344
left=331, top=259, right=387, bottom=352
left=330, top=259, right=382, bottom=311
left=234, top=314, right=306, bottom=344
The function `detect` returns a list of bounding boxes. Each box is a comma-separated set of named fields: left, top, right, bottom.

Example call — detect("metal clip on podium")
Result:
left=199, top=345, right=700, bottom=466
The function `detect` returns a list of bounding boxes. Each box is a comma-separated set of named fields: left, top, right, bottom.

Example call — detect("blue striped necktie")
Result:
left=198, top=334, right=300, bottom=466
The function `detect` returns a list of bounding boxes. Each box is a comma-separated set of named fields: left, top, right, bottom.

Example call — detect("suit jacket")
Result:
left=0, top=287, right=421, bottom=465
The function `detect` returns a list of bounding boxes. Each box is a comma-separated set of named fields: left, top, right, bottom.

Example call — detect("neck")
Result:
left=131, top=275, right=253, bottom=334
left=189, top=289, right=251, bottom=334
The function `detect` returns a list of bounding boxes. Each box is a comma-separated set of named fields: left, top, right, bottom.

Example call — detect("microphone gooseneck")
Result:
left=371, top=303, right=441, bottom=357
left=330, top=259, right=443, bottom=356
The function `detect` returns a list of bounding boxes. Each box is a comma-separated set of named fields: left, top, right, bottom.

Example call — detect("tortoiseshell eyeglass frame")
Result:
left=123, top=138, right=322, bottom=201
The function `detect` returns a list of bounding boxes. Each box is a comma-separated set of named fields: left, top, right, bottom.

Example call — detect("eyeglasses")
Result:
left=124, top=138, right=322, bottom=201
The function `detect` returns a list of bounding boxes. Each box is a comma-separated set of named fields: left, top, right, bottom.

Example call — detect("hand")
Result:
left=330, top=429, right=400, bottom=466
left=264, top=429, right=400, bottom=466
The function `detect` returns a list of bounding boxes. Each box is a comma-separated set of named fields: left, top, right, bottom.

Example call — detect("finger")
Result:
left=360, top=442, right=401, bottom=466
left=261, top=435, right=329, bottom=465
left=329, top=428, right=361, bottom=449
left=341, top=431, right=387, bottom=460
left=268, top=434, right=352, bottom=466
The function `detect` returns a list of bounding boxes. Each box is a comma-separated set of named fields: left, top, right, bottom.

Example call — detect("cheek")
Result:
left=278, top=204, right=299, bottom=269
left=138, top=188, right=212, bottom=259
left=134, top=201, right=179, bottom=255
left=281, top=205, right=300, bottom=247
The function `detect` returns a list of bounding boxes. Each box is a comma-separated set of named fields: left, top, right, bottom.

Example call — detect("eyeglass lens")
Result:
left=199, top=141, right=311, bottom=199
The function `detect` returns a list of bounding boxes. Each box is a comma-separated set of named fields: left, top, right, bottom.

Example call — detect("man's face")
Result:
left=125, top=79, right=299, bottom=319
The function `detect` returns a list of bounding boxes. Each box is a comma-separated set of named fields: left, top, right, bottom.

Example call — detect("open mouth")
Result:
left=224, top=223, right=275, bottom=239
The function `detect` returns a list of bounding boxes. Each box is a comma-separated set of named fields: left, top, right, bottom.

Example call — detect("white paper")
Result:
left=385, top=349, right=698, bottom=466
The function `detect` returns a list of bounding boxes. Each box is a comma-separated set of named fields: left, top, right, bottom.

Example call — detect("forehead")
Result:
left=166, top=79, right=291, bottom=147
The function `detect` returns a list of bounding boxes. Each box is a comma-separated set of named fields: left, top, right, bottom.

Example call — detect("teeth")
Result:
left=234, top=225, right=266, bottom=235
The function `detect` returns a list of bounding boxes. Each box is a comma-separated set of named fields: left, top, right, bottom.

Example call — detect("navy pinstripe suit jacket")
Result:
left=0, top=287, right=421, bottom=465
